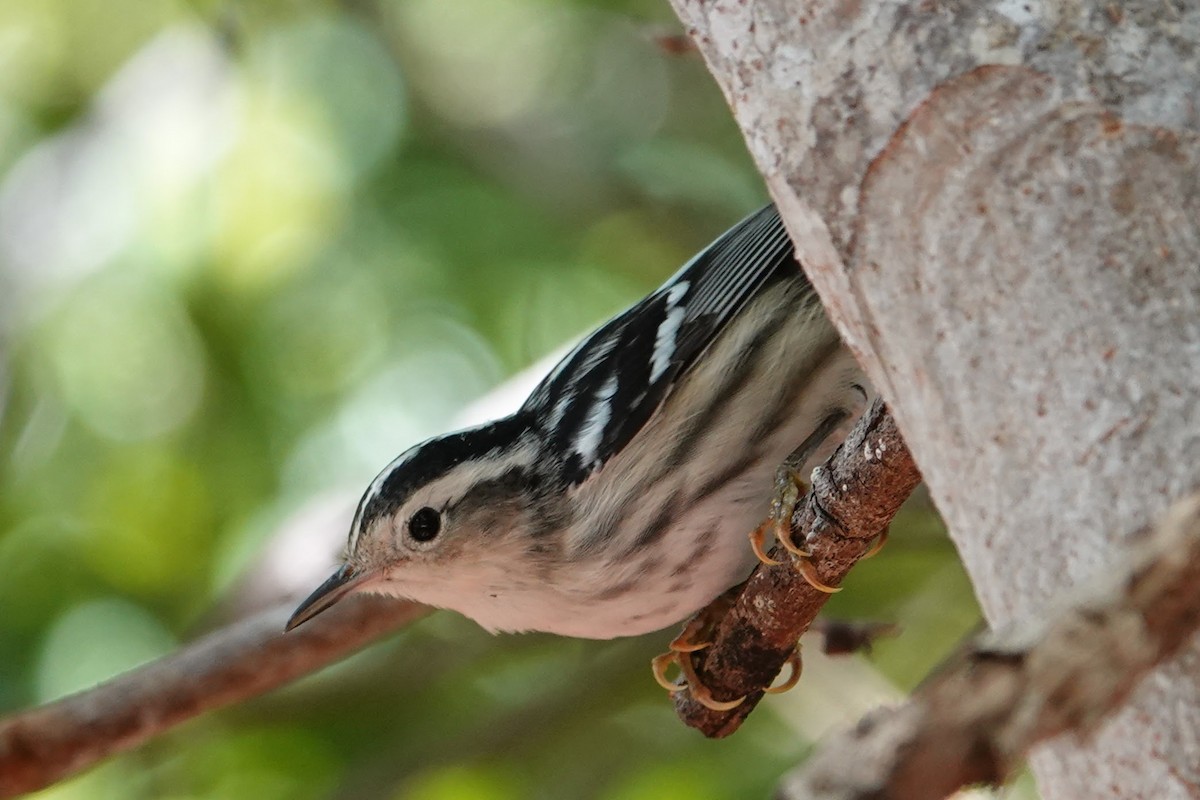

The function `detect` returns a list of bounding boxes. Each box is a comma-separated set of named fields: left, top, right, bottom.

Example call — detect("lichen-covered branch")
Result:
left=0, top=597, right=428, bottom=798
left=673, top=399, right=921, bottom=736
left=777, top=494, right=1200, bottom=800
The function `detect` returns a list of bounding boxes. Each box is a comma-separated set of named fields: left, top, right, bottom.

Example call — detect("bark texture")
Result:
left=777, top=494, right=1200, bottom=800
left=0, top=596, right=427, bottom=797
left=673, top=400, right=921, bottom=736
left=667, top=1, right=1200, bottom=797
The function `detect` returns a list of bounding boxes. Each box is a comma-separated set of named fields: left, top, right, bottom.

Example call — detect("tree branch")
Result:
left=674, top=399, right=921, bottom=736
left=0, top=352, right=564, bottom=795
left=669, top=2, right=1200, bottom=794
left=0, top=596, right=427, bottom=797
left=777, top=493, right=1200, bottom=800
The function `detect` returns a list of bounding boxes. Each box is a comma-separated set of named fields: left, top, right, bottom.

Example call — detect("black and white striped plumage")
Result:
left=529, top=204, right=799, bottom=487
left=288, top=204, right=867, bottom=639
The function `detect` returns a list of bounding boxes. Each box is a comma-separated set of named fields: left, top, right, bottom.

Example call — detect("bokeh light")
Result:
left=35, top=597, right=176, bottom=703
left=0, top=2, right=993, bottom=799
left=45, top=273, right=206, bottom=441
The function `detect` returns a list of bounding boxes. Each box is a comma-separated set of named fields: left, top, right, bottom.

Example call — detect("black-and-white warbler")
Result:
left=287, top=204, right=866, bottom=663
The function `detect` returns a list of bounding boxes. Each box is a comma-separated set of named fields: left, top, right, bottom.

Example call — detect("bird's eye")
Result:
left=407, top=507, right=442, bottom=542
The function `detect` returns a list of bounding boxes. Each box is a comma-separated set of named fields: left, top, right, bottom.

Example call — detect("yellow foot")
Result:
left=749, top=519, right=783, bottom=565
left=797, top=558, right=842, bottom=593
left=750, top=466, right=810, bottom=566
left=652, top=585, right=747, bottom=710
left=750, top=464, right=843, bottom=593
left=765, top=648, right=803, bottom=694
left=772, top=465, right=812, bottom=557
left=651, top=648, right=745, bottom=711
left=652, top=645, right=803, bottom=707
left=651, top=651, right=685, bottom=693
left=863, top=527, right=889, bottom=559
left=668, top=611, right=715, bottom=654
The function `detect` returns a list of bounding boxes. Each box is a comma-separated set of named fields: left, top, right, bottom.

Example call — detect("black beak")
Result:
left=285, top=564, right=361, bottom=632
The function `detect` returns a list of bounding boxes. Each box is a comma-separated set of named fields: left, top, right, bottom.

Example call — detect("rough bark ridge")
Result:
left=666, top=2, right=1200, bottom=797
left=777, top=494, right=1200, bottom=800
left=673, top=399, right=921, bottom=736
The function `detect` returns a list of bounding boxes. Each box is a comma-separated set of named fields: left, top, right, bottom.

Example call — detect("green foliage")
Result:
left=0, top=1, right=976, bottom=797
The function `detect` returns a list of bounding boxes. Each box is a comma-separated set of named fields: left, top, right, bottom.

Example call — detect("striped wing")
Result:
left=521, top=204, right=802, bottom=486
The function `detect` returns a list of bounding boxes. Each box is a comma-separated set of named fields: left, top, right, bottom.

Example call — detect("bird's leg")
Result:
left=749, top=412, right=855, bottom=593
left=653, top=639, right=803, bottom=707
left=674, top=649, right=744, bottom=711
left=748, top=517, right=783, bottom=565
left=748, top=462, right=806, bottom=564
left=655, top=412, right=863, bottom=705
left=751, top=460, right=842, bottom=594
left=650, top=585, right=811, bottom=707
left=652, top=584, right=746, bottom=710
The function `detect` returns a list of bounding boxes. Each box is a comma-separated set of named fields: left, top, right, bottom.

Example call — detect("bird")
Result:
left=286, top=203, right=868, bottom=704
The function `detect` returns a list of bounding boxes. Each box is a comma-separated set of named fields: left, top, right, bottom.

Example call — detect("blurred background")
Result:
left=0, top=1, right=1006, bottom=798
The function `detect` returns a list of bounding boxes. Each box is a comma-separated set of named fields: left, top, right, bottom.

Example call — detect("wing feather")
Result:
left=521, top=204, right=803, bottom=485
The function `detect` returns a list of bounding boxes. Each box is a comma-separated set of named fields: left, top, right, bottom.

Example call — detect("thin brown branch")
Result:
left=776, top=493, right=1200, bottom=800
left=674, top=399, right=922, bottom=736
left=0, top=596, right=428, bottom=798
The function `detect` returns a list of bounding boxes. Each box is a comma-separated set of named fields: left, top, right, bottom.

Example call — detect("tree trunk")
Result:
left=666, top=1, right=1200, bottom=796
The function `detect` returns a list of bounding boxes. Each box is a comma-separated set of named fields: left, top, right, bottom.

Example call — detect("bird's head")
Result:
left=285, top=417, right=550, bottom=631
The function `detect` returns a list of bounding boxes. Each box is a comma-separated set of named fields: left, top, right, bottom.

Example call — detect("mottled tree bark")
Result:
left=778, top=494, right=1200, bottom=800
left=666, top=1, right=1200, bottom=797
left=672, top=400, right=921, bottom=735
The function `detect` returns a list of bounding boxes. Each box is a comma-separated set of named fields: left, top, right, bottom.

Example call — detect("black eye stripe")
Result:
left=357, top=416, right=531, bottom=531
left=408, top=507, right=442, bottom=542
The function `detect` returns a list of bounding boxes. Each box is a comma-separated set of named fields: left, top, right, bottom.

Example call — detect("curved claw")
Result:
left=776, top=522, right=811, bottom=558
left=797, top=557, right=842, bottom=593
left=652, top=649, right=744, bottom=710
left=765, top=649, right=803, bottom=694
left=651, top=652, right=684, bottom=693
left=654, top=640, right=799, bottom=708
left=863, top=527, right=889, bottom=559
left=676, top=652, right=745, bottom=711
left=669, top=622, right=713, bottom=653
left=749, top=521, right=783, bottom=565
left=670, top=638, right=710, bottom=653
